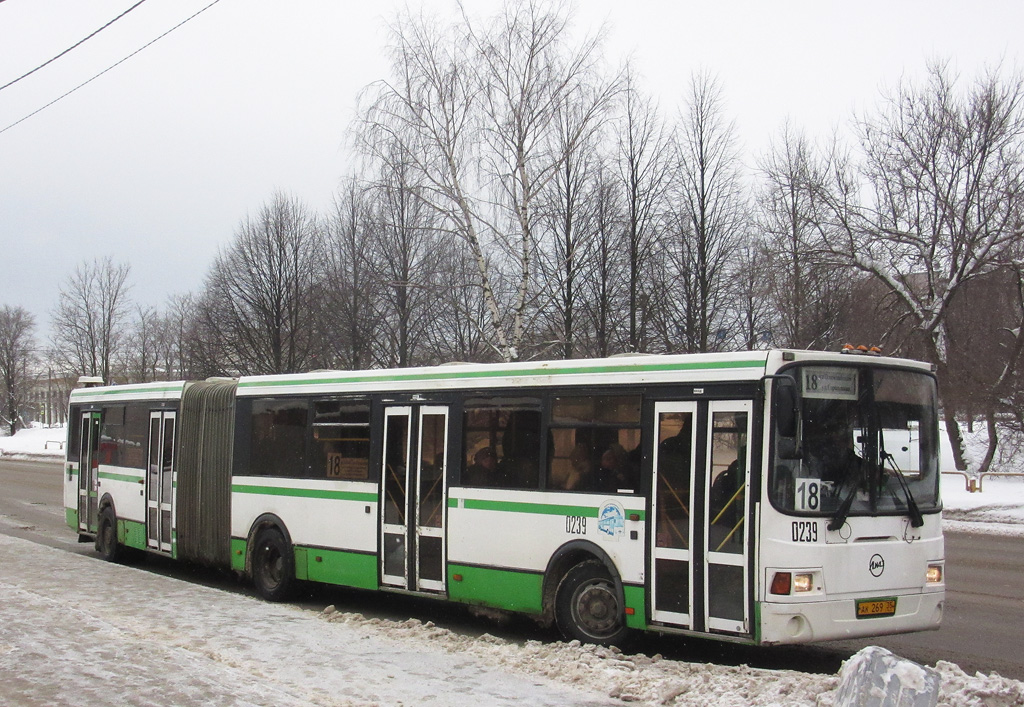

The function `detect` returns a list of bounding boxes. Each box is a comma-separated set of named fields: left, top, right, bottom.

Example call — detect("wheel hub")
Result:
left=575, top=581, right=619, bottom=636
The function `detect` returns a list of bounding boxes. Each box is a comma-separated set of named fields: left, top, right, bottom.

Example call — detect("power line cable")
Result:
left=0, top=0, right=151, bottom=93
left=0, top=0, right=223, bottom=136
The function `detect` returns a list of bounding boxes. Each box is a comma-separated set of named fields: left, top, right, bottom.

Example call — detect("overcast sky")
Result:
left=1, top=0, right=1021, bottom=339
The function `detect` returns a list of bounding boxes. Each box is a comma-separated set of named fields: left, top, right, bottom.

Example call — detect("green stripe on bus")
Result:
left=98, top=471, right=143, bottom=483
left=448, top=564, right=544, bottom=614
left=449, top=497, right=645, bottom=520
left=70, top=384, right=184, bottom=398
left=65, top=507, right=77, bottom=530
left=238, top=359, right=766, bottom=389
left=232, top=485, right=379, bottom=503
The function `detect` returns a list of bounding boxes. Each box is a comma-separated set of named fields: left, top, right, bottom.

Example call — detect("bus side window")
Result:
left=250, top=398, right=310, bottom=478
left=462, top=399, right=541, bottom=490
left=547, top=395, right=642, bottom=494
left=311, top=401, right=370, bottom=480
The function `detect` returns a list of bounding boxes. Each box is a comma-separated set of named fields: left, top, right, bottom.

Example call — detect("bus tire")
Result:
left=251, top=528, right=294, bottom=602
left=95, top=507, right=122, bottom=563
left=554, top=560, right=629, bottom=646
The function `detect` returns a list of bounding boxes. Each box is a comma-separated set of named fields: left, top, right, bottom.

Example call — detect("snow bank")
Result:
left=0, top=424, right=66, bottom=460
left=1, top=508, right=1023, bottom=705
left=319, top=608, right=1022, bottom=707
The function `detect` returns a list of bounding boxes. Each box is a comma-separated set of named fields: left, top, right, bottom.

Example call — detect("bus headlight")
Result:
left=793, top=573, right=814, bottom=592
left=770, top=571, right=817, bottom=595
left=926, top=564, right=943, bottom=584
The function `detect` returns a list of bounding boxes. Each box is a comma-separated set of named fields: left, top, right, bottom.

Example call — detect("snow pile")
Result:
left=933, top=661, right=1024, bottom=707
left=0, top=424, right=66, bottom=460
left=322, top=607, right=835, bottom=706
left=320, top=609, right=1024, bottom=707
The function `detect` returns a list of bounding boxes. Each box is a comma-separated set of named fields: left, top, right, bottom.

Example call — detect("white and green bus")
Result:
left=64, top=349, right=945, bottom=645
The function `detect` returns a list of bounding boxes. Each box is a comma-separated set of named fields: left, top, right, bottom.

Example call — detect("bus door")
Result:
left=77, top=411, right=102, bottom=534
left=146, top=410, right=176, bottom=553
left=379, top=405, right=449, bottom=593
left=703, top=400, right=751, bottom=634
left=651, top=400, right=752, bottom=636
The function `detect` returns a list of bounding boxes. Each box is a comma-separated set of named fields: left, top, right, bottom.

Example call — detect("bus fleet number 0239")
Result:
left=792, top=520, right=819, bottom=543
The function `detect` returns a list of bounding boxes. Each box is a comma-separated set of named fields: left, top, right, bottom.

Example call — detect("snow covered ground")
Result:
left=1, top=532, right=1021, bottom=707
left=2, top=424, right=1024, bottom=705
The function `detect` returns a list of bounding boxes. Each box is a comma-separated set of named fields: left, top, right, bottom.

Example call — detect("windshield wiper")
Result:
left=879, top=449, right=924, bottom=528
left=828, top=451, right=864, bottom=531
left=828, top=478, right=857, bottom=531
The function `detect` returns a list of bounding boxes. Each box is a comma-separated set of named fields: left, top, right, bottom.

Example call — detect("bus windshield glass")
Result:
left=769, top=365, right=940, bottom=521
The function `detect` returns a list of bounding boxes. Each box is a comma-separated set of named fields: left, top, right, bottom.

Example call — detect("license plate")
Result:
left=856, top=598, right=897, bottom=619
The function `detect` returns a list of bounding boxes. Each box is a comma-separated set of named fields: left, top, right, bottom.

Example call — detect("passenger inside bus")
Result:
left=801, top=415, right=865, bottom=487
left=464, top=446, right=497, bottom=486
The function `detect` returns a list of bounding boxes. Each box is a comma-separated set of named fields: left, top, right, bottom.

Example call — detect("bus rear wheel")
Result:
left=251, top=528, right=294, bottom=602
left=555, top=560, right=629, bottom=646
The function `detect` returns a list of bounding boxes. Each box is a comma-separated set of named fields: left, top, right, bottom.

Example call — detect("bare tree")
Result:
left=615, top=67, right=672, bottom=353
left=421, top=238, right=496, bottom=363
left=196, top=192, right=323, bottom=375
left=668, top=70, right=746, bottom=353
left=810, top=62, right=1024, bottom=470
left=161, top=294, right=197, bottom=380
left=50, top=257, right=132, bottom=383
left=0, top=306, right=36, bottom=435
left=367, top=140, right=445, bottom=368
left=536, top=88, right=621, bottom=359
left=579, top=160, right=628, bottom=357
left=758, top=123, right=848, bottom=348
left=323, top=181, right=378, bottom=370
left=361, top=0, right=616, bottom=361
left=120, top=305, right=163, bottom=383
left=730, top=238, right=774, bottom=350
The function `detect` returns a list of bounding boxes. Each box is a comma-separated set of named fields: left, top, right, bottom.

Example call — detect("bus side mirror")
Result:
left=774, top=378, right=801, bottom=459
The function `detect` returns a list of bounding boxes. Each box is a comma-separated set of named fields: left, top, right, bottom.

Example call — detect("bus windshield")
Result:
left=769, top=365, right=940, bottom=523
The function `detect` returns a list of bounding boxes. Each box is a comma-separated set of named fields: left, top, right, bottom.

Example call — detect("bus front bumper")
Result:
left=759, top=591, right=944, bottom=644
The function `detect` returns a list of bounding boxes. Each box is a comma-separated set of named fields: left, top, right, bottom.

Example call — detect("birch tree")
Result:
left=360, top=0, right=616, bottom=361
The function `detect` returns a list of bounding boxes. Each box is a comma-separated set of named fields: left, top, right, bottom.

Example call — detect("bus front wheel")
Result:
left=554, top=560, right=629, bottom=646
left=251, top=528, right=294, bottom=602
left=95, top=507, right=122, bottom=563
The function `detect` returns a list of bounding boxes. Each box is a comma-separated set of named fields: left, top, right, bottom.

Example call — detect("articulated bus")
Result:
left=64, top=349, right=944, bottom=645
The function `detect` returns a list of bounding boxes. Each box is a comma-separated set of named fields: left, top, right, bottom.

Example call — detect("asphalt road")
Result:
left=2, top=457, right=1022, bottom=680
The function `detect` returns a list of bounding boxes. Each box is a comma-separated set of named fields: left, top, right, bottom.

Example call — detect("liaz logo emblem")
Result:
left=869, top=554, right=885, bottom=577
left=598, top=501, right=625, bottom=539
